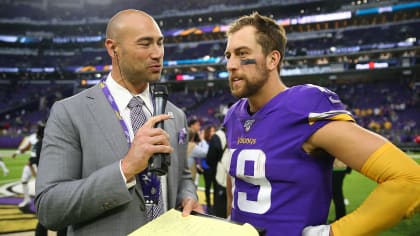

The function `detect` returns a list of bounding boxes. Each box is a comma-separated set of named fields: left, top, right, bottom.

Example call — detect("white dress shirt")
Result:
left=105, top=73, right=168, bottom=211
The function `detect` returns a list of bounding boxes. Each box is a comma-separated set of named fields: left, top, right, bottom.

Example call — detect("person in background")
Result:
left=198, top=125, right=216, bottom=213
left=188, top=117, right=201, bottom=133
left=206, top=125, right=228, bottom=218
left=186, top=128, right=208, bottom=184
left=331, top=158, right=352, bottom=221
left=35, top=9, right=202, bottom=236
left=206, top=103, right=233, bottom=218
left=0, top=156, right=9, bottom=176
left=223, top=12, right=420, bottom=236
left=12, top=122, right=44, bottom=208
left=187, top=117, right=204, bottom=182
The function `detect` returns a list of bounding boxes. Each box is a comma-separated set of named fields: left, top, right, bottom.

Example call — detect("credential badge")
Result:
left=243, top=119, right=255, bottom=132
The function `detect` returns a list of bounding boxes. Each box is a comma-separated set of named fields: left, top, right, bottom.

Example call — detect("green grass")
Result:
left=0, top=149, right=28, bottom=185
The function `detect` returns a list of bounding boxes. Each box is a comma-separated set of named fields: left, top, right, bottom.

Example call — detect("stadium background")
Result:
left=0, top=0, right=419, bottom=235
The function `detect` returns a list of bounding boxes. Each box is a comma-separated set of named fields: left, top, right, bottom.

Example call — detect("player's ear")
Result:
left=268, top=50, right=281, bottom=71
left=105, top=38, right=117, bottom=58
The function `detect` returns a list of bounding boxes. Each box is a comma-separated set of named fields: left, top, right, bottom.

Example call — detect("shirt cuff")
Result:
left=119, top=160, right=136, bottom=188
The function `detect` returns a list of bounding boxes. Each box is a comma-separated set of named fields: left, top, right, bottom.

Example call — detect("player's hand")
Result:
left=302, top=225, right=331, bottom=236
left=121, top=114, right=173, bottom=181
left=180, top=197, right=204, bottom=217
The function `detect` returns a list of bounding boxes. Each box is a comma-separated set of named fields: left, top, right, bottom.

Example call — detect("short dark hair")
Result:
left=188, top=118, right=199, bottom=127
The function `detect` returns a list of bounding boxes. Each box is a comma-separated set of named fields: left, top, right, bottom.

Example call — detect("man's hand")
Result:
left=121, top=114, right=173, bottom=181
left=180, top=197, right=204, bottom=217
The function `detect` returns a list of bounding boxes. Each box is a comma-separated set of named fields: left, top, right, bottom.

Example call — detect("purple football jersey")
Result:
left=224, top=84, right=354, bottom=236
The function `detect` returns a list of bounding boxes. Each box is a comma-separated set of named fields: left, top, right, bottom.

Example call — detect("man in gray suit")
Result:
left=35, top=9, right=203, bottom=235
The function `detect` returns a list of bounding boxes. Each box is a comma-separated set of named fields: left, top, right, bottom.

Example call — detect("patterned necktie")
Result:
left=127, top=97, right=147, bottom=133
left=127, top=96, right=164, bottom=220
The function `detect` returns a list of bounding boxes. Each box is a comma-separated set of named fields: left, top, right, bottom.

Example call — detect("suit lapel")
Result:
left=85, top=84, right=129, bottom=159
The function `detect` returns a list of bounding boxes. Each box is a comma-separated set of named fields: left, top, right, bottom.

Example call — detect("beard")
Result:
left=229, top=65, right=269, bottom=99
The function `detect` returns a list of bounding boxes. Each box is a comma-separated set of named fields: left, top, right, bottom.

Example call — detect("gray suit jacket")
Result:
left=35, top=83, right=197, bottom=235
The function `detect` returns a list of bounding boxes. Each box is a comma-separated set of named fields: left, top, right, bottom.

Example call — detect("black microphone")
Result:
left=149, top=84, right=170, bottom=176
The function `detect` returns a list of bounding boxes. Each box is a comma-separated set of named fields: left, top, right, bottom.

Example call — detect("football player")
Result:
left=223, top=12, right=420, bottom=236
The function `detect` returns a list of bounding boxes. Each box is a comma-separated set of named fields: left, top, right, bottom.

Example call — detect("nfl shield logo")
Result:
left=243, top=119, right=255, bottom=132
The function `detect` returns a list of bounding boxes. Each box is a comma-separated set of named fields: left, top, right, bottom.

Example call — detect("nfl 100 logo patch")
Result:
left=243, top=119, right=255, bottom=132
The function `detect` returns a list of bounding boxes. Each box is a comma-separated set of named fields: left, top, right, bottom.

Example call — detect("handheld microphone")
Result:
left=149, top=84, right=170, bottom=176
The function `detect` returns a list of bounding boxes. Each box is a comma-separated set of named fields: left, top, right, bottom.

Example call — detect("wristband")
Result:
left=302, top=225, right=330, bottom=236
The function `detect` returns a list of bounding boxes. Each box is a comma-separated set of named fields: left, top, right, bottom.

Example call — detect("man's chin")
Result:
left=231, top=89, right=245, bottom=99
left=148, top=74, right=162, bottom=82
